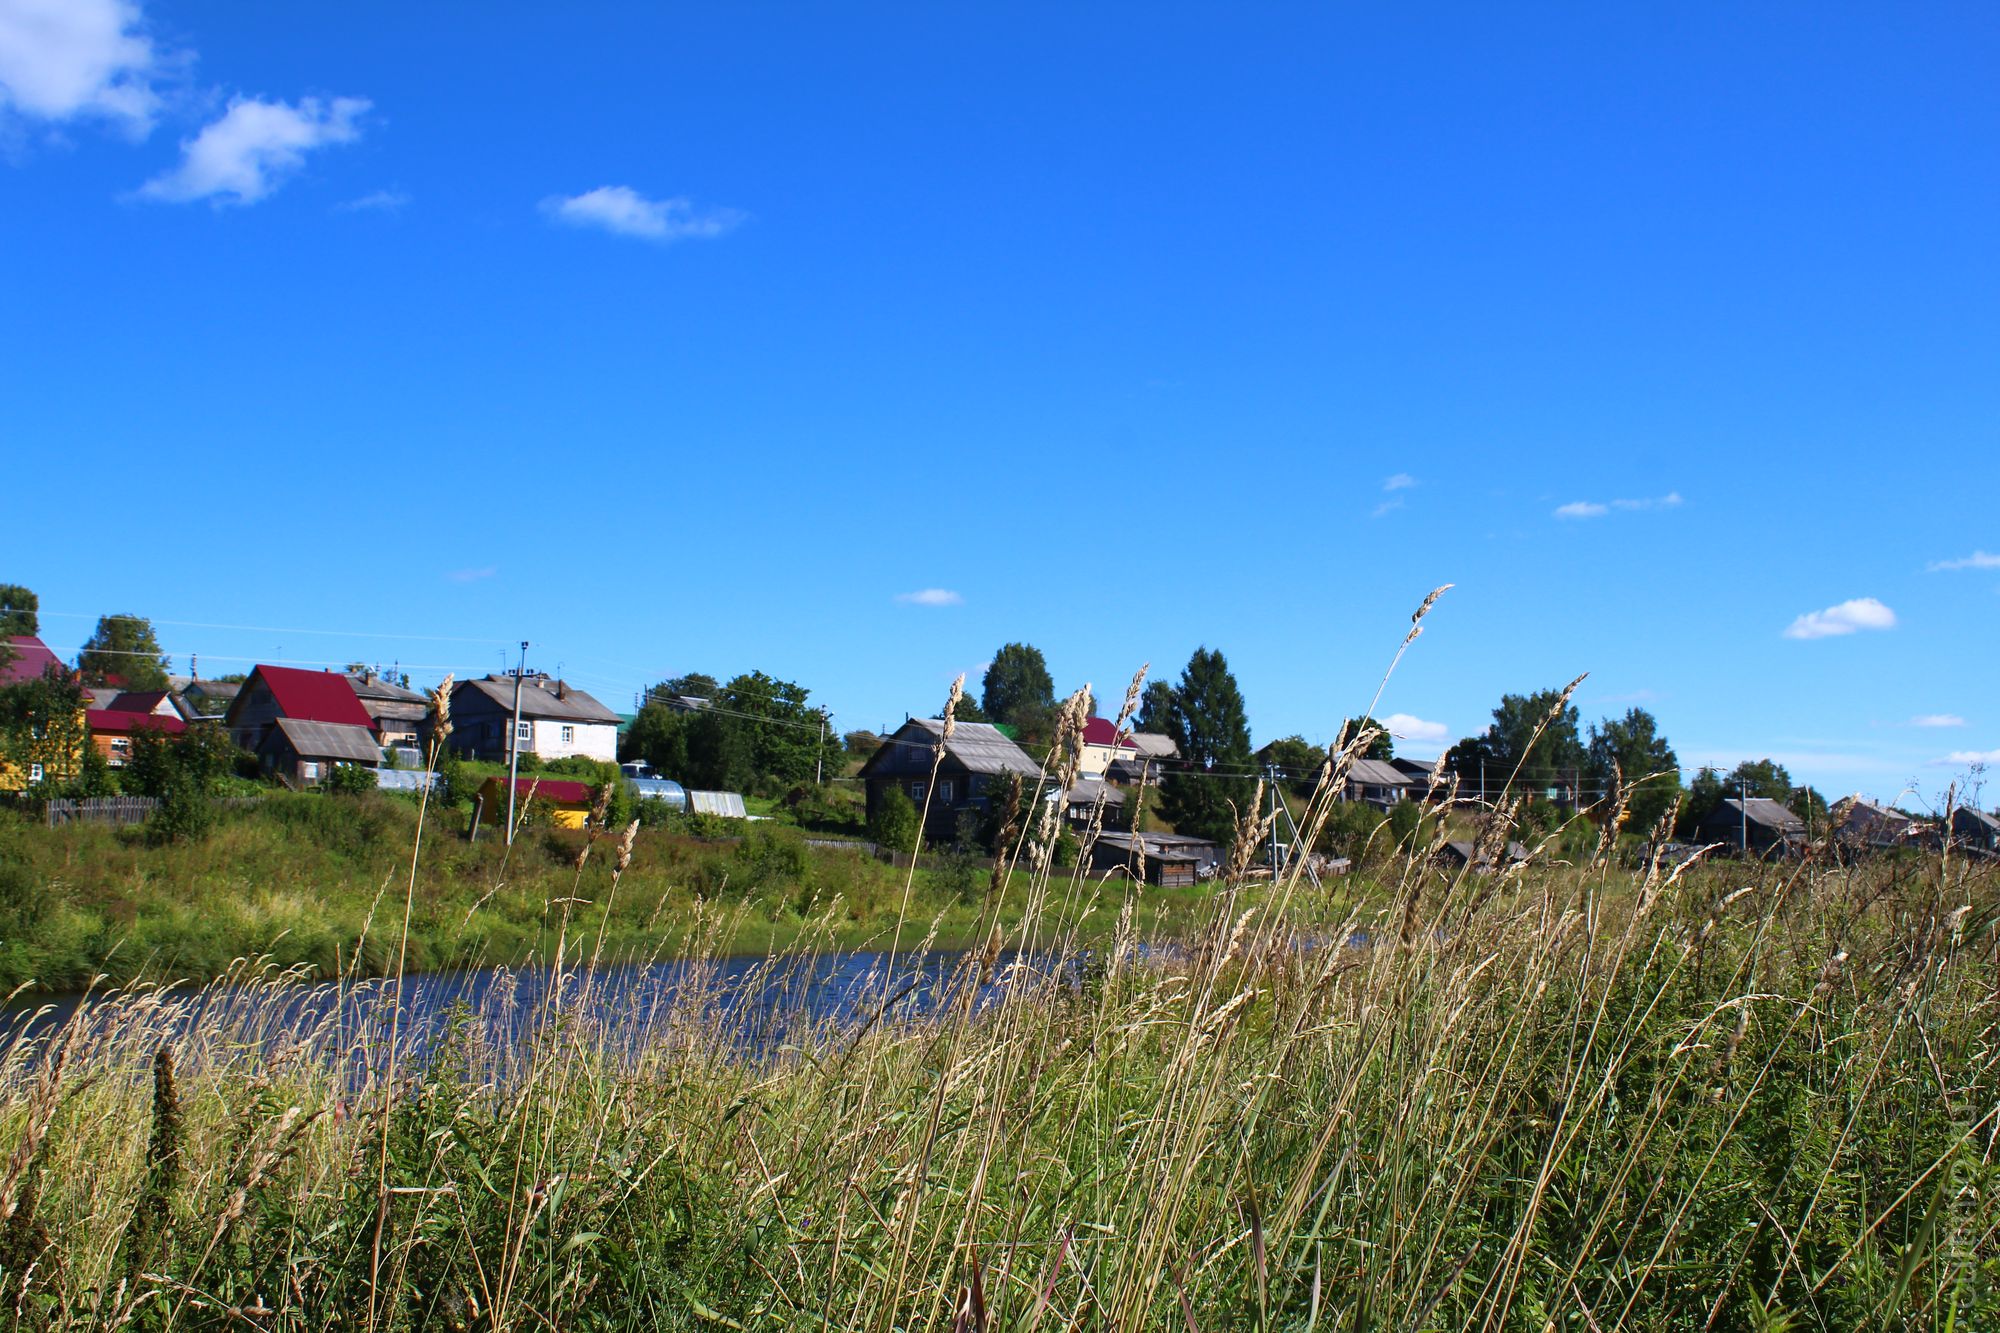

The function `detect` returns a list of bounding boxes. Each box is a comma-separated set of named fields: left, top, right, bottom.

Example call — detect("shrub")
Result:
left=868, top=788, right=920, bottom=853
left=323, top=763, right=377, bottom=796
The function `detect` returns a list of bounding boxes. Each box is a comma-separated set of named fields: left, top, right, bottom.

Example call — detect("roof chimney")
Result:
left=557, top=680, right=568, bottom=700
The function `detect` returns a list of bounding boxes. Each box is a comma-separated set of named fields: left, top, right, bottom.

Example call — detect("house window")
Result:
left=302, top=762, right=321, bottom=781
left=561, top=725, right=574, bottom=744
left=909, top=780, right=926, bottom=801
left=516, top=721, right=532, bottom=743
left=28, top=764, right=43, bottom=784
left=938, top=780, right=954, bottom=804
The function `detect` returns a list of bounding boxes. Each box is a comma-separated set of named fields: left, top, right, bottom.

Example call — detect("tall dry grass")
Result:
left=0, top=605, right=1992, bottom=1329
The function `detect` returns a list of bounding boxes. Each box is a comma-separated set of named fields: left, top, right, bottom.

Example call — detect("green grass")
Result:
left=0, top=795, right=1241, bottom=992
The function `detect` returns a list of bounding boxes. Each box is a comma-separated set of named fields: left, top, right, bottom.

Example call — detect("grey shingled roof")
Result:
left=271, top=718, right=383, bottom=763
left=1128, top=733, right=1179, bottom=760
left=1719, top=797, right=1805, bottom=831
left=1348, top=758, right=1414, bottom=789
left=345, top=674, right=426, bottom=705
left=458, top=675, right=621, bottom=724
left=902, top=718, right=1042, bottom=777
left=1053, top=777, right=1125, bottom=807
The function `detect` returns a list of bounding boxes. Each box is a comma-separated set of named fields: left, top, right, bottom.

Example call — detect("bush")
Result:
left=323, top=763, right=377, bottom=796
left=868, top=788, right=920, bottom=853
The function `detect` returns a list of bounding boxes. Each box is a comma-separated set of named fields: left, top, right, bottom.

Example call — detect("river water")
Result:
left=0, top=946, right=1076, bottom=1082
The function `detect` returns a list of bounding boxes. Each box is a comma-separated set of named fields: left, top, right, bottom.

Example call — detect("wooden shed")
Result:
left=477, top=776, right=596, bottom=830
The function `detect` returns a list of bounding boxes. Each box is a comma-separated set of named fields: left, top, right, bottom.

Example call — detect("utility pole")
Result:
left=505, top=640, right=528, bottom=846
left=1740, top=777, right=1750, bottom=854
left=1268, top=762, right=1283, bottom=874
left=815, top=709, right=828, bottom=785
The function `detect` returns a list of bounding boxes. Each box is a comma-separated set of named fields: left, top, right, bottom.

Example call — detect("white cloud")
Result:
left=1554, top=501, right=1609, bottom=519
left=1934, top=749, right=2000, bottom=767
left=1370, top=498, right=1405, bottom=519
left=1783, top=597, right=1897, bottom=640
left=542, top=185, right=743, bottom=243
left=1928, top=550, right=2000, bottom=572
left=1382, top=473, right=1416, bottom=492
left=895, top=588, right=962, bottom=607
left=0, top=0, right=159, bottom=133
left=138, top=95, right=368, bottom=204
left=1381, top=712, right=1448, bottom=744
left=1911, top=714, right=1966, bottom=729
left=1555, top=491, right=1682, bottom=520
left=336, top=187, right=406, bottom=213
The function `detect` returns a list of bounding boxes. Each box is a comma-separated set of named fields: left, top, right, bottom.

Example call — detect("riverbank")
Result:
left=0, top=845, right=1989, bottom=1327
left=0, top=794, right=1267, bottom=992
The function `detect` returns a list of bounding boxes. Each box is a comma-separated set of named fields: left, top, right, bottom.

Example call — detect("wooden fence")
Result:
left=45, top=796, right=159, bottom=827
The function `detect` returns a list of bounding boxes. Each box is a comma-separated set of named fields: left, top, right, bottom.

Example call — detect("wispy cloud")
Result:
left=1382, top=473, right=1417, bottom=492
left=1370, top=498, right=1405, bottom=519
left=0, top=0, right=161, bottom=134
left=1381, top=712, right=1448, bottom=745
left=1783, top=597, right=1897, bottom=640
left=1554, top=491, right=1683, bottom=520
left=446, top=566, right=497, bottom=583
left=895, top=588, right=962, bottom=607
left=336, top=187, right=407, bottom=213
left=1933, top=749, right=2000, bottom=767
left=1928, top=550, right=2000, bottom=572
left=138, top=95, right=369, bottom=204
left=1911, top=714, right=1966, bottom=729
left=541, top=185, right=743, bottom=243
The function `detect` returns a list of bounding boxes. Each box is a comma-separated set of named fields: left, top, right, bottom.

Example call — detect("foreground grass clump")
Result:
left=0, top=841, right=1992, bottom=1329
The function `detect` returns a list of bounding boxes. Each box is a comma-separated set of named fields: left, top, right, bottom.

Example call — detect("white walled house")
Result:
left=445, top=674, right=621, bottom=763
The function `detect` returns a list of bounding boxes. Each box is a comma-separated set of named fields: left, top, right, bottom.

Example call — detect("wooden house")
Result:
left=1698, top=797, right=1805, bottom=856
left=0, top=636, right=64, bottom=687
left=1343, top=758, right=1418, bottom=810
left=1832, top=797, right=1916, bottom=850
left=1107, top=731, right=1180, bottom=785
left=225, top=665, right=377, bottom=753
left=1950, top=807, right=2000, bottom=856
left=1077, top=717, right=1138, bottom=779
left=85, top=708, right=185, bottom=767
left=857, top=718, right=1043, bottom=840
left=1089, top=830, right=1221, bottom=886
left=256, top=717, right=381, bottom=787
left=446, top=675, right=620, bottom=764
left=345, top=671, right=428, bottom=749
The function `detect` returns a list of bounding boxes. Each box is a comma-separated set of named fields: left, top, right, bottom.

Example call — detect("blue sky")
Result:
left=4, top=2, right=1996, bottom=807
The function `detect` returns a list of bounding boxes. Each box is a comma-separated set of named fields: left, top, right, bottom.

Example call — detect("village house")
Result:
left=445, top=674, right=620, bottom=764
left=1089, top=830, right=1222, bottom=886
left=345, top=670, right=429, bottom=750
left=1699, top=797, right=1806, bottom=856
left=1343, top=758, right=1418, bottom=810
left=1107, top=732, right=1178, bottom=785
left=257, top=718, right=382, bottom=787
left=1050, top=776, right=1126, bottom=826
left=1950, top=807, right=2000, bottom=856
left=1077, top=717, right=1138, bottom=779
left=857, top=717, right=1043, bottom=840
left=224, top=664, right=378, bottom=752
left=85, top=707, right=185, bottom=767
left=1832, top=797, right=1916, bottom=850
left=172, top=677, right=241, bottom=722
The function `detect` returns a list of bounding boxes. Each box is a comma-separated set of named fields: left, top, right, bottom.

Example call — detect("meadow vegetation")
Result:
left=0, top=620, right=1992, bottom=1328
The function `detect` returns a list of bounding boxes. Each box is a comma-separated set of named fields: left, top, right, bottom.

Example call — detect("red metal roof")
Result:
left=483, top=775, right=597, bottom=806
left=107, top=690, right=172, bottom=714
left=250, top=665, right=375, bottom=729
left=1082, top=716, right=1137, bottom=750
left=86, top=709, right=187, bottom=736
left=1, top=636, right=64, bottom=686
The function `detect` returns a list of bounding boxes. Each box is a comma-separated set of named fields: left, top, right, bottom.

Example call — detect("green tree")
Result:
left=981, top=644, right=1055, bottom=740
left=1257, top=735, right=1325, bottom=798
left=937, top=695, right=989, bottom=724
left=1679, top=758, right=1808, bottom=837
left=683, top=707, right=753, bottom=792
left=1447, top=687, right=1586, bottom=803
left=868, top=787, right=920, bottom=853
left=78, top=613, right=170, bottom=689
left=0, top=664, right=88, bottom=788
left=621, top=700, right=691, bottom=778
left=1157, top=647, right=1256, bottom=846
left=1586, top=707, right=1683, bottom=833
left=0, top=584, right=36, bottom=636
left=1336, top=716, right=1395, bottom=761
left=1136, top=680, right=1176, bottom=736
left=717, top=671, right=838, bottom=788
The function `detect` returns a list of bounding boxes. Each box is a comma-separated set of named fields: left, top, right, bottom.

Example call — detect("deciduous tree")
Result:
left=79, top=613, right=170, bottom=689
left=981, top=644, right=1054, bottom=740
